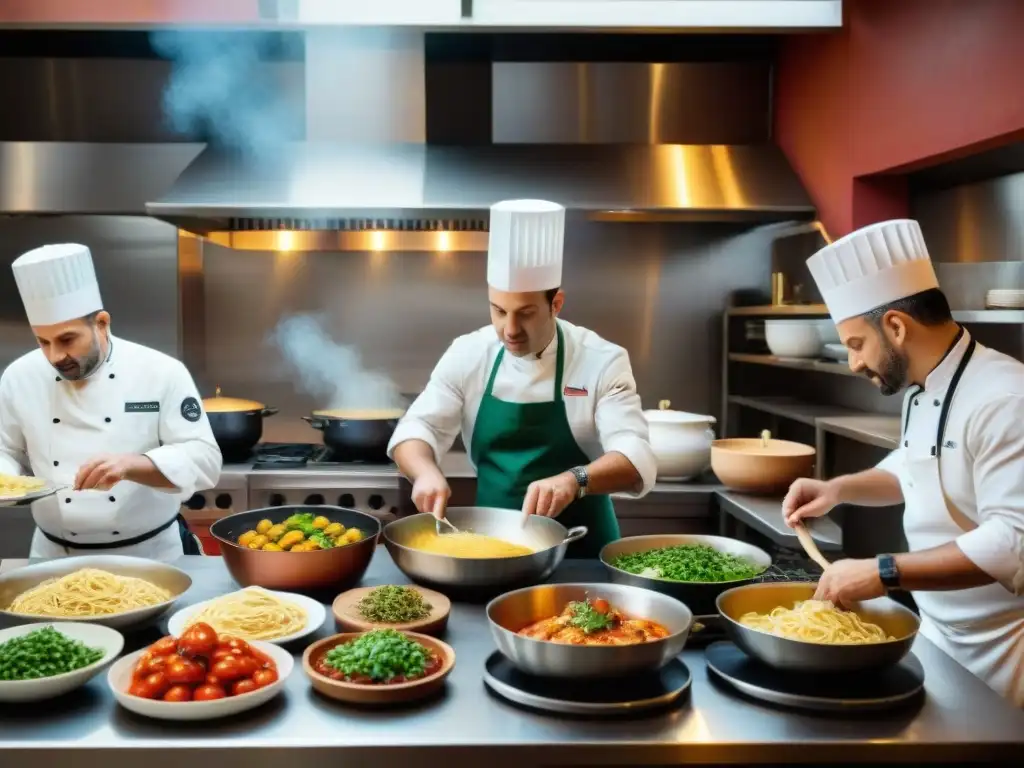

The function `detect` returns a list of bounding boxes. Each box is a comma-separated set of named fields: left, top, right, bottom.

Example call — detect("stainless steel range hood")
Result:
left=146, top=28, right=816, bottom=237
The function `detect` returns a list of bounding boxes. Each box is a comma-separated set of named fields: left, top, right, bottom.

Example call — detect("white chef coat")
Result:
left=388, top=319, right=657, bottom=496
left=0, top=335, right=222, bottom=561
left=875, top=329, right=1024, bottom=706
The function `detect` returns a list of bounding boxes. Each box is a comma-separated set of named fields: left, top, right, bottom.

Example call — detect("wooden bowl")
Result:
left=711, top=437, right=816, bottom=495
left=332, top=586, right=451, bottom=636
left=303, top=631, right=455, bottom=705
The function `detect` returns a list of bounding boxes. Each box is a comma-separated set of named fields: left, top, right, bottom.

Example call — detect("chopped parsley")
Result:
left=611, top=543, right=765, bottom=583
left=567, top=599, right=615, bottom=634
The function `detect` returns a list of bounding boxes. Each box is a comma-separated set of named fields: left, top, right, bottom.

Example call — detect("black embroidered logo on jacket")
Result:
left=180, top=396, right=202, bottom=423
left=125, top=401, right=160, bottom=413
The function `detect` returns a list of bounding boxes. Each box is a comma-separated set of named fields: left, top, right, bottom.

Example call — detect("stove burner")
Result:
left=310, top=446, right=396, bottom=467
left=251, top=442, right=319, bottom=470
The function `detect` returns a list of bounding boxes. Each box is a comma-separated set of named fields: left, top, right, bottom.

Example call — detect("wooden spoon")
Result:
left=795, top=522, right=831, bottom=572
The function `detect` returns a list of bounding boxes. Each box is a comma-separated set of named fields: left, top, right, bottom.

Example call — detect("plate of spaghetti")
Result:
left=168, top=587, right=325, bottom=644
left=0, top=556, right=191, bottom=630
left=0, top=474, right=63, bottom=506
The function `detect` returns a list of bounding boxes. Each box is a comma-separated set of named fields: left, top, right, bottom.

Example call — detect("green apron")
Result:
left=469, top=323, right=620, bottom=559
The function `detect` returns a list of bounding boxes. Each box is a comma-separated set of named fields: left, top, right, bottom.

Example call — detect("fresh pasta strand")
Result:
left=8, top=568, right=172, bottom=617
left=185, top=587, right=308, bottom=641
left=739, top=599, right=896, bottom=645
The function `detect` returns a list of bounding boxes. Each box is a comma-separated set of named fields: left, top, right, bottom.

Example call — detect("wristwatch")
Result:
left=568, top=466, right=589, bottom=500
left=877, top=553, right=901, bottom=590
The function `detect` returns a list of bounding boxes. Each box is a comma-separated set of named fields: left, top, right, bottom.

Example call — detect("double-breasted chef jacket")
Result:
left=0, top=335, right=222, bottom=561
left=875, top=328, right=1024, bottom=706
left=387, top=318, right=658, bottom=496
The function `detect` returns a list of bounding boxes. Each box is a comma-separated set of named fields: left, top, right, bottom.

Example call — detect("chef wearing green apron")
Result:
left=389, top=199, right=657, bottom=558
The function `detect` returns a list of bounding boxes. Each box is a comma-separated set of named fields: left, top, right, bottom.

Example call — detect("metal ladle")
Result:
left=435, top=516, right=461, bottom=536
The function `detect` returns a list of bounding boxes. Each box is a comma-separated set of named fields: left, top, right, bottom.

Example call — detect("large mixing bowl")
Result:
left=383, top=507, right=587, bottom=592
left=711, top=437, right=816, bottom=494
left=717, top=582, right=920, bottom=673
left=600, top=534, right=772, bottom=616
left=211, top=505, right=381, bottom=592
left=0, top=555, right=191, bottom=630
left=486, top=582, right=693, bottom=678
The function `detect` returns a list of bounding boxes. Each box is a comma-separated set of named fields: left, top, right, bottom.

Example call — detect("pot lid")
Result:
left=312, top=408, right=406, bottom=420
left=643, top=400, right=716, bottom=425
left=203, top=388, right=266, bottom=413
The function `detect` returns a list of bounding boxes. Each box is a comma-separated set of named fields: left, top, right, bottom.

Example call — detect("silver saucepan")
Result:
left=383, top=507, right=587, bottom=592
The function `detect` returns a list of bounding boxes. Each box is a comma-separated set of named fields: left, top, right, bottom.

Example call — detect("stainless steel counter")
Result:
left=0, top=555, right=1021, bottom=767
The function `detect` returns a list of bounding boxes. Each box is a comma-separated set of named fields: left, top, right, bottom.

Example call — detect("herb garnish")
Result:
left=322, top=629, right=431, bottom=683
left=611, top=543, right=765, bottom=583
left=357, top=585, right=433, bottom=624
left=567, top=599, right=616, bottom=634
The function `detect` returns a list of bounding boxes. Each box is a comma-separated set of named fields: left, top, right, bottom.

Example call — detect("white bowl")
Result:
left=0, top=622, right=124, bottom=702
left=0, top=555, right=192, bottom=631
left=765, top=320, right=823, bottom=358
left=643, top=408, right=716, bottom=481
left=108, top=640, right=293, bottom=720
left=167, top=588, right=326, bottom=645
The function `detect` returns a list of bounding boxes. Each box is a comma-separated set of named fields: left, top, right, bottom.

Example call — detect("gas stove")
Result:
left=249, top=442, right=397, bottom=471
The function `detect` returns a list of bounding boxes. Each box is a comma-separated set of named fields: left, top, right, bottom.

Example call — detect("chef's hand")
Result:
left=814, top=558, right=885, bottom=607
left=412, top=469, right=451, bottom=519
left=782, top=477, right=840, bottom=528
left=522, top=471, right=578, bottom=524
left=74, top=454, right=149, bottom=491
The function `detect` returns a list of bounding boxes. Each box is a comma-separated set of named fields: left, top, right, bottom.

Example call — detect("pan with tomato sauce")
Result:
left=127, top=622, right=279, bottom=702
left=517, top=597, right=671, bottom=646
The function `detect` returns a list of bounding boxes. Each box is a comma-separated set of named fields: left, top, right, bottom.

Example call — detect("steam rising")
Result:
left=151, top=30, right=298, bottom=157
left=269, top=315, right=404, bottom=411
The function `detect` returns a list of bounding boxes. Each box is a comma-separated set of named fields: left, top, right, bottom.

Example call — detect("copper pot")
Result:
left=202, top=389, right=278, bottom=461
left=711, top=434, right=816, bottom=495
left=210, top=506, right=381, bottom=592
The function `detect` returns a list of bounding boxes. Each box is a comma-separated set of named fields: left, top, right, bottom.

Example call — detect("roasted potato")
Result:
left=255, top=519, right=273, bottom=535
left=237, top=530, right=258, bottom=547
left=278, top=530, right=305, bottom=551
left=247, top=534, right=269, bottom=550
left=323, top=522, right=344, bottom=537
left=266, top=523, right=287, bottom=542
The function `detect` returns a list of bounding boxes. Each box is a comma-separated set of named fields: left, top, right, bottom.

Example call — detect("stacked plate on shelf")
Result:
left=985, top=289, right=1024, bottom=309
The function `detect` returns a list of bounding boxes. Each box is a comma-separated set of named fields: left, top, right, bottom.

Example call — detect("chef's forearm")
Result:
left=579, top=451, right=643, bottom=496
left=125, top=455, right=179, bottom=489
left=393, top=439, right=443, bottom=481
left=894, top=542, right=995, bottom=591
left=833, top=469, right=904, bottom=507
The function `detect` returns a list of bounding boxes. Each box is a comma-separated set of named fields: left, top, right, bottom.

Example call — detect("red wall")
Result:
left=0, top=0, right=261, bottom=24
left=775, top=0, right=1024, bottom=238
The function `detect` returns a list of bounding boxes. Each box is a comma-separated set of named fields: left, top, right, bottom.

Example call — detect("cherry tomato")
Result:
left=163, top=685, right=193, bottom=702
left=592, top=598, right=610, bottom=614
left=224, top=637, right=251, bottom=656
left=165, top=657, right=206, bottom=685
left=211, top=647, right=235, bottom=662
left=193, top=683, right=227, bottom=701
left=137, top=654, right=171, bottom=677
left=231, top=678, right=258, bottom=697
left=236, top=656, right=259, bottom=677
left=205, top=674, right=221, bottom=686
left=150, top=636, right=178, bottom=656
left=128, top=680, right=162, bottom=700
left=217, top=634, right=239, bottom=648
left=252, top=668, right=278, bottom=688
left=178, top=622, right=218, bottom=658
left=143, top=672, right=170, bottom=697
left=211, top=658, right=246, bottom=681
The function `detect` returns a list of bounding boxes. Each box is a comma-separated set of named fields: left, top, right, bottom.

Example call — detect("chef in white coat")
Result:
left=783, top=219, right=1024, bottom=706
left=0, top=243, right=222, bottom=561
left=388, top=199, right=657, bottom=558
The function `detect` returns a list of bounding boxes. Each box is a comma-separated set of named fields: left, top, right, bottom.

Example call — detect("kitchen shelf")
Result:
left=728, top=353, right=855, bottom=377
left=953, top=309, right=1024, bottom=324
left=727, top=305, right=1024, bottom=324
left=728, top=395, right=900, bottom=451
left=727, top=395, right=861, bottom=427
left=715, top=490, right=843, bottom=552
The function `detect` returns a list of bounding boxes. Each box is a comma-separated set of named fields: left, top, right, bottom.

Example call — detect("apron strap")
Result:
left=483, top=344, right=505, bottom=398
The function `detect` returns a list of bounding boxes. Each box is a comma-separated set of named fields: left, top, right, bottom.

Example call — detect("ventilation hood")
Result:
left=146, top=29, right=816, bottom=236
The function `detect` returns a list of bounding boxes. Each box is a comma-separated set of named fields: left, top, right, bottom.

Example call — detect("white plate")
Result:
left=167, top=588, right=326, bottom=645
left=0, top=481, right=64, bottom=506
left=0, top=622, right=124, bottom=702
left=108, top=640, right=293, bottom=720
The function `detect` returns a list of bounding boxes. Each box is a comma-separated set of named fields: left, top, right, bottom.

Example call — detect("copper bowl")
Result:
left=210, top=506, right=381, bottom=593
left=711, top=437, right=816, bottom=495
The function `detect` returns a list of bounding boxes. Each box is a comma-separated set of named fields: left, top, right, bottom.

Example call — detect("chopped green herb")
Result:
left=322, top=629, right=431, bottom=683
left=567, top=599, right=615, bottom=634
left=357, top=586, right=432, bottom=624
left=611, top=543, right=765, bottom=583
left=0, top=626, right=105, bottom=681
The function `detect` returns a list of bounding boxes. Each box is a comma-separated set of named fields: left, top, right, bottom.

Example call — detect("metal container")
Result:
left=486, top=582, right=693, bottom=678
left=202, top=393, right=278, bottom=461
left=383, top=507, right=587, bottom=592
left=600, top=534, right=772, bottom=616
left=716, top=582, right=920, bottom=673
left=302, top=409, right=404, bottom=462
left=0, top=555, right=191, bottom=630
left=210, top=505, right=381, bottom=592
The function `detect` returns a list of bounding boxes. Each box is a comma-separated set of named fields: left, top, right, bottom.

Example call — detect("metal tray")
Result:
left=483, top=651, right=691, bottom=716
left=705, top=641, right=925, bottom=712
left=0, top=482, right=65, bottom=506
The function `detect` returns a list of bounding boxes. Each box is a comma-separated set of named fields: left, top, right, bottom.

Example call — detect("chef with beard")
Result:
left=783, top=220, right=1024, bottom=707
left=0, top=243, right=221, bottom=560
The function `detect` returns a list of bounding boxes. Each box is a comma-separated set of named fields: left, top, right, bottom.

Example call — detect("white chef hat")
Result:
left=806, top=219, right=939, bottom=323
left=11, top=243, right=104, bottom=327
left=487, top=199, right=565, bottom=292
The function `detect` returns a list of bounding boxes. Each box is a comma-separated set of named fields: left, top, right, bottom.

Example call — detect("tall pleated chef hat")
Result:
left=806, top=219, right=939, bottom=323
left=487, top=199, right=566, bottom=292
left=11, top=243, right=103, bottom=327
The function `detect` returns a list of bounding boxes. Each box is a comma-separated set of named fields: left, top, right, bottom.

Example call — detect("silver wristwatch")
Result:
left=569, top=465, right=589, bottom=499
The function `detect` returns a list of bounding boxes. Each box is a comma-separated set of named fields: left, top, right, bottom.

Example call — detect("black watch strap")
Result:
left=877, top=553, right=901, bottom=590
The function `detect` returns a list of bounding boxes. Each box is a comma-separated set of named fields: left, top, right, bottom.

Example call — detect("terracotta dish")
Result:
left=711, top=437, right=815, bottom=494
left=303, top=631, right=455, bottom=705
left=332, top=586, right=451, bottom=636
